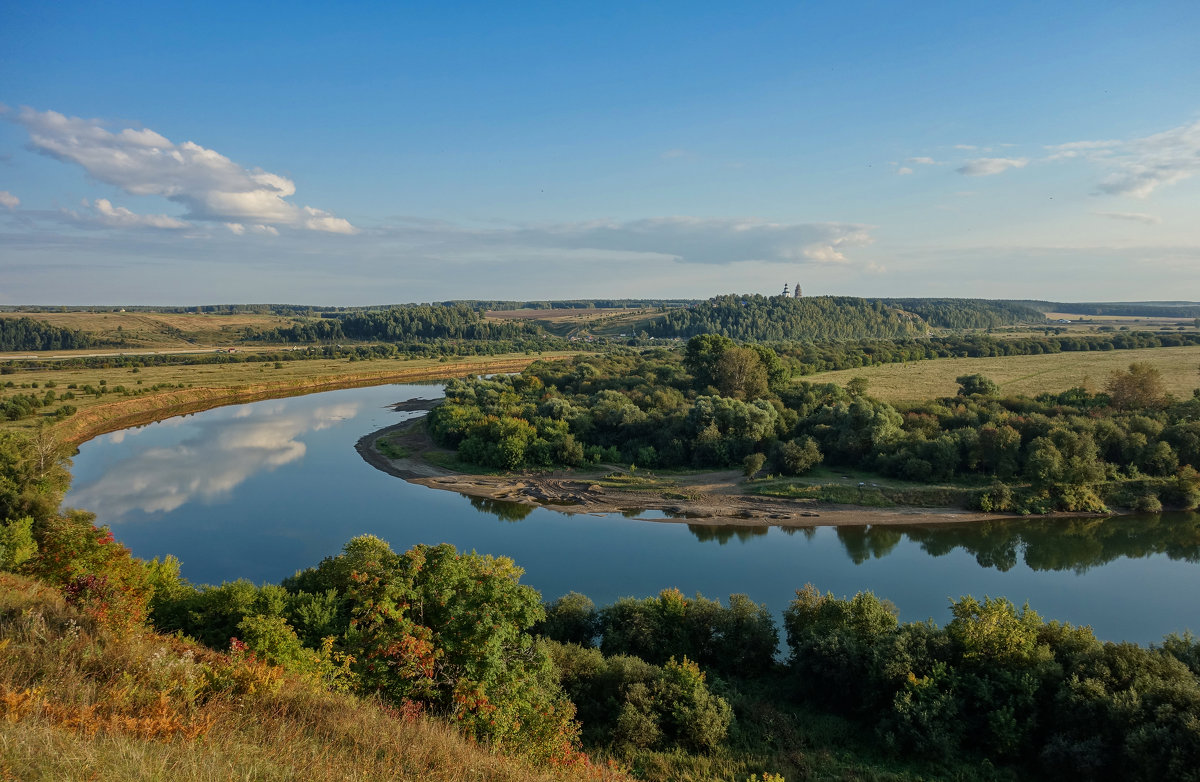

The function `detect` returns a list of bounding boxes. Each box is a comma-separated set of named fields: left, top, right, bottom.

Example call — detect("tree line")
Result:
left=0, top=317, right=99, bottom=351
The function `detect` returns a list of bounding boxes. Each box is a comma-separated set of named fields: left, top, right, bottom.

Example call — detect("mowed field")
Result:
left=809, top=345, right=1200, bottom=404
left=0, top=311, right=297, bottom=348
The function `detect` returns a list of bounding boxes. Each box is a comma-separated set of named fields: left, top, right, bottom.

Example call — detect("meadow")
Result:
left=808, top=345, right=1200, bottom=403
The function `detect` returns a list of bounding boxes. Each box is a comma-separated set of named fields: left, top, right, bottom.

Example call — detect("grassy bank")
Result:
left=0, top=352, right=578, bottom=443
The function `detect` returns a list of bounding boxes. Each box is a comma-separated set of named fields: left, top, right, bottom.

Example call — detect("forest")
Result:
left=0, top=317, right=98, bottom=351
left=429, top=337, right=1200, bottom=514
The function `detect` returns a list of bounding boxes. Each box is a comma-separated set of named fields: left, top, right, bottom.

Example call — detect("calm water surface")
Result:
left=65, top=383, right=1200, bottom=644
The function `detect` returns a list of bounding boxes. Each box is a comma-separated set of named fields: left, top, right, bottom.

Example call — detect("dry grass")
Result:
left=0, top=572, right=629, bottom=782
left=808, top=345, right=1200, bottom=404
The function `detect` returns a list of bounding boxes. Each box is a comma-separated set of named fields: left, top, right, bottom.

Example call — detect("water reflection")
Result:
left=468, top=496, right=536, bottom=522
left=68, top=402, right=360, bottom=520
left=681, top=513, right=1200, bottom=572
left=687, top=524, right=770, bottom=544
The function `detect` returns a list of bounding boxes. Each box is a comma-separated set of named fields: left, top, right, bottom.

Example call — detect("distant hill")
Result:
left=645, top=295, right=1043, bottom=341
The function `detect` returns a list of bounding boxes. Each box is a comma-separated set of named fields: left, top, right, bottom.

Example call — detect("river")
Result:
left=64, top=382, right=1200, bottom=645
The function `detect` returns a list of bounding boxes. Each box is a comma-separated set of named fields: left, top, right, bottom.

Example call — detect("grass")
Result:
left=422, top=450, right=509, bottom=476
left=0, top=572, right=627, bottom=782
left=374, top=436, right=411, bottom=460
left=749, top=467, right=982, bottom=508
left=808, top=345, right=1200, bottom=404
left=595, top=472, right=678, bottom=492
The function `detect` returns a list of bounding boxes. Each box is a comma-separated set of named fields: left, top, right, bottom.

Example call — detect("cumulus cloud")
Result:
left=13, top=107, right=356, bottom=233
left=1095, top=120, right=1200, bottom=198
left=956, top=157, right=1029, bottom=176
left=1093, top=211, right=1163, bottom=225
left=896, top=166, right=914, bottom=175
left=0, top=190, right=18, bottom=209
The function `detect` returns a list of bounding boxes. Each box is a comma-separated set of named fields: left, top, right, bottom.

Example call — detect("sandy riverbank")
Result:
left=356, top=412, right=1018, bottom=528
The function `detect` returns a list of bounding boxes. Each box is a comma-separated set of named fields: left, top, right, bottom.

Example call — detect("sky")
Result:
left=2, top=0, right=1199, bottom=305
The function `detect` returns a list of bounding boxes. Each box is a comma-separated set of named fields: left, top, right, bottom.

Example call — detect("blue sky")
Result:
left=2, top=1, right=1198, bottom=304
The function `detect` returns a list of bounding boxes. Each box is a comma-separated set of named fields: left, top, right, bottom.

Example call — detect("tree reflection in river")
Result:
left=686, top=524, right=770, bottom=544
left=467, top=496, right=536, bottom=522
left=678, top=512, right=1200, bottom=572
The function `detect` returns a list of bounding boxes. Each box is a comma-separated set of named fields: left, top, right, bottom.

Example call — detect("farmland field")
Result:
left=808, top=345, right=1200, bottom=403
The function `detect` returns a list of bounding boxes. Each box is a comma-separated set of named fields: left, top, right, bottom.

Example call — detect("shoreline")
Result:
left=356, top=414, right=1033, bottom=528
left=48, top=356, right=544, bottom=446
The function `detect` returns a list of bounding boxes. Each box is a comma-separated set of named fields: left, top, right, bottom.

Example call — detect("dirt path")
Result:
left=356, top=414, right=1015, bottom=528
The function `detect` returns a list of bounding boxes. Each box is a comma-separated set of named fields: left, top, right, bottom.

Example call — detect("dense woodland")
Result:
left=248, top=303, right=550, bottom=344
left=3, top=428, right=1200, bottom=780
left=430, top=337, right=1200, bottom=514
left=0, top=317, right=97, bottom=351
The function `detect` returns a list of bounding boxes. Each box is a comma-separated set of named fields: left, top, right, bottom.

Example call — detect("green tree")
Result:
left=956, top=374, right=1000, bottom=397
left=1106, top=362, right=1169, bottom=410
left=713, top=346, right=768, bottom=400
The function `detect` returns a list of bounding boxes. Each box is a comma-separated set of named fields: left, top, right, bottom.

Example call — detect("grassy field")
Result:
left=0, top=351, right=581, bottom=440
left=0, top=310, right=298, bottom=349
left=808, top=345, right=1200, bottom=403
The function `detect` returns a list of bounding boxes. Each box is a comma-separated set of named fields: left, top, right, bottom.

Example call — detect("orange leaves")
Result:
left=0, top=684, right=213, bottom=740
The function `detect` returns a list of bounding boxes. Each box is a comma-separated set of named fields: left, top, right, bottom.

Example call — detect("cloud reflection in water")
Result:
left=69, top=402, right=359, bottom=520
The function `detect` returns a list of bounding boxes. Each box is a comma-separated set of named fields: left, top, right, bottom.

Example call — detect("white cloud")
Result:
left=896, top=166, right=914, bottom=175
left=1093, top=211, right=1163, bottom=225
left=907, top=156, right=937, bottom=165
left=1095, top=120, right=1200, bottom=198
left=953, top=144, right=977, bottom=150
left=0, top=190, right=18, bottom=209
left=1044, top=139, right=1121, bottom=160
left=956, top=157, right=1029, bottom=176
left=69, top=198, right=190, bottom=229
left=13, top=107, right=355, bottom=233
left=303, top=206, right=357, bottom=234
